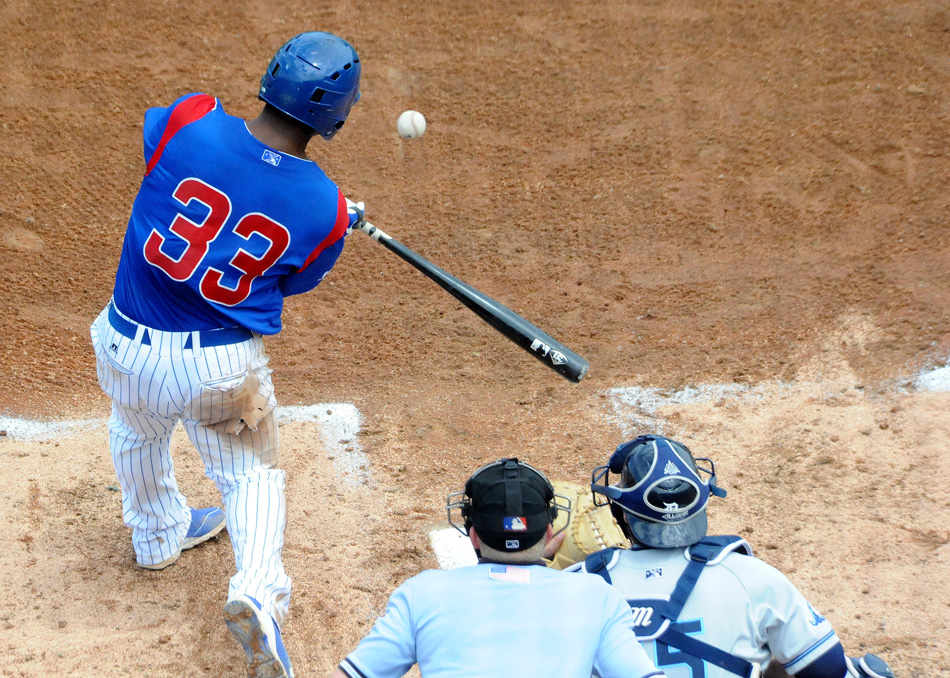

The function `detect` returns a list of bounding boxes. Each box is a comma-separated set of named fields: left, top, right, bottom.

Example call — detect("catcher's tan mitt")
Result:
left=546, top=479, right=629, bottom=570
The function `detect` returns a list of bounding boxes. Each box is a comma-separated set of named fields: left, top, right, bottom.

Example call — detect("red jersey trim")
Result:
left=300, top=190, right=349, bottom=271
left=144, top=94, right=217, bottom=177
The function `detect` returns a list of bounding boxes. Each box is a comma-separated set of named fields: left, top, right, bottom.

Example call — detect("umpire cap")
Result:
left=447, top=459, right=559, bottom=552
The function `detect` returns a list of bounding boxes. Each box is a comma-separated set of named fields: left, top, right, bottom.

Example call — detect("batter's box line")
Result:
left=0, top=404, right=370, bottom=488
left=278, top=403, right=369, bottom=486
left=606, top=383, right=756, bottom=436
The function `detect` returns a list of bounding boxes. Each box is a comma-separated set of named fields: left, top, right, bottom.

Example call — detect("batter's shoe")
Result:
left=138, top=507, right=226, bottom=571
left=224, top=595, right=294, bottom=678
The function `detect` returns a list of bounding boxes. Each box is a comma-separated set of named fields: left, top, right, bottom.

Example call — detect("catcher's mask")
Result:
left=590, top=435, right=726, bottom=548
left=259, top=31, right=361, bottom=140
left=447, top=458, right=572, bottom=553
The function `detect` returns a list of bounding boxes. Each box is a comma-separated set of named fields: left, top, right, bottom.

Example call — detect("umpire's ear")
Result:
left=468, top=529, right=484, bottom=560
left=541, top=526, right=563, bottom=560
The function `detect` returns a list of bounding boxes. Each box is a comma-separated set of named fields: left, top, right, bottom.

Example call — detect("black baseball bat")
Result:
left=357, top=221, right=590, bottom=383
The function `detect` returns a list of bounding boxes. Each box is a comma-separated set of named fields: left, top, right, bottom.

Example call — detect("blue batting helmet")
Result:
left=259, top=32, right=361, bottom=140
left=591, top=435, right=726, bottom=548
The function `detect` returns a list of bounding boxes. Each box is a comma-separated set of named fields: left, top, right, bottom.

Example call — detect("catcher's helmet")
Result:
left=447, top=458, right=571, bottom=553
left=590, top=435, right=726, bottom=548
left=259, top=31, right=361, bottom=140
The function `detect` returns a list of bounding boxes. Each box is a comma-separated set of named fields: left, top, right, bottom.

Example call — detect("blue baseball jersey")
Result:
left=576, top=544, right=843, bottom=677
left=112, top=92, right=351, bottom=334
left=338, top=563, right=666, bottom=678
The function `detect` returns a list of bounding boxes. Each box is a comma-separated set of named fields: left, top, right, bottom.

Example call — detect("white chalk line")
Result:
left=0, top=403, right=370, bottom=485
left=915, top=363, right=950, bottom=392
left=2, top=361, right=948, bottom=569
left=425, top=359, right=950, bottom=568
left=5, top=358, right=946, bottom=443
left=278, top=404, right=368, bottom=485
left=0, top=416, right=101, bottom=442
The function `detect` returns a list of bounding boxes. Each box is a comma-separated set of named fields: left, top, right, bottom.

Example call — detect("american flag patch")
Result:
left=489, top=565, right=530, bottom=583
left=503, top=516, right=527, bottom=531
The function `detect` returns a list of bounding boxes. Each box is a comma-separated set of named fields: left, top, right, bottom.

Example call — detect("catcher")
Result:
left=544, top=434, right=896, bottom=678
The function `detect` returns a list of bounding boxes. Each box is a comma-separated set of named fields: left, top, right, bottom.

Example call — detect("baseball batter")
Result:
left=90, top=31, right=364, bottom=678
left=330, top=459, right=668, bottom=678
left=574, top=434, right=895, bottom=678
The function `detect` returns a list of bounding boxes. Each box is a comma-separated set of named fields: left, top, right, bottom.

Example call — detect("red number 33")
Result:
left=144, top=178, right=290, bottom=306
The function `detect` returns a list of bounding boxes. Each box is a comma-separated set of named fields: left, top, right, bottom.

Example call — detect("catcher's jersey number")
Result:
left=655, top=620, right=704, bottom=677
left=628, top=599, right=707, bottom=678
left=145, top=178, right=290, bottom=306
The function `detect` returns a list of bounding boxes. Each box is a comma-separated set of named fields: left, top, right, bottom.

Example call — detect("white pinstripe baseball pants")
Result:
left=91, top=304, right=292, bottom=624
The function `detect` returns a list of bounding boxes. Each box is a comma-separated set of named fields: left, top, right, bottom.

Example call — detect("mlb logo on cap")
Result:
left=503, top=516, right=527, bottom=532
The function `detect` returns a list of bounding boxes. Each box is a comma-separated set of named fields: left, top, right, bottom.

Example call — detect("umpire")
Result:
left=329, top=458, right=667, bottom=678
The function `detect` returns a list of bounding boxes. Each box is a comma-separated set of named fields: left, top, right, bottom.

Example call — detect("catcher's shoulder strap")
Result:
left=660, top=627, right=760, bottom=678
left=581, top=537, right=750, bottom=589
left=582, top=547, right=622, bottom=585
left=662, top=535, right=751, bottom=620
left=662, top=536, right=757, bottom=678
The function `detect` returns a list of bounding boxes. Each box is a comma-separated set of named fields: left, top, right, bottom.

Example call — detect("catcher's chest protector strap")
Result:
left=660, top=627, right=760, bottom=678
left=585, top=537, right=759, bottom=678
left=661, top=536, right=752, bottom=621
left=583, top=547, right=620, bottom=585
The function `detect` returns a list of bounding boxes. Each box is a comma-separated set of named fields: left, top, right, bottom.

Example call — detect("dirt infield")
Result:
left=1, top=1, right=948, bottom=676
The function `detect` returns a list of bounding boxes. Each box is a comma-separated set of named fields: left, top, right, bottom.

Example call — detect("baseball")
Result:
left=397, top=110, right=426, bottom=139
